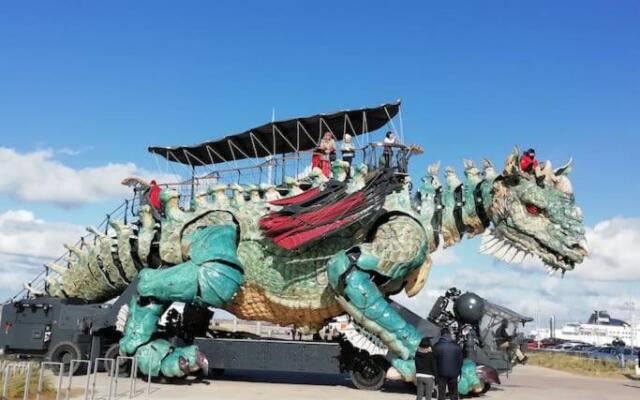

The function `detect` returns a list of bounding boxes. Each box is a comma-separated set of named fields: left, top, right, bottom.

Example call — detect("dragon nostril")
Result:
left=570, top=240, right=588, bottom=256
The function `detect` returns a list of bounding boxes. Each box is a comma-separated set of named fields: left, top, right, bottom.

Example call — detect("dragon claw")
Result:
left=178, top=356, right=191, bottom=375
left=196, top=351, right=209, bottom=376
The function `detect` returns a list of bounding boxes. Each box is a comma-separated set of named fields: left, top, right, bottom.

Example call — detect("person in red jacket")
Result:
left=520, top=148, right=538, bottom=173
left=149, top=180, right=162, bottom=210
left=520, top=148, right=544, bottom=186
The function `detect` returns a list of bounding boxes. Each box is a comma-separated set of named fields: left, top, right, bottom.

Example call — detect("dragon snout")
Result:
left=569, top=239, right=588, bottom=259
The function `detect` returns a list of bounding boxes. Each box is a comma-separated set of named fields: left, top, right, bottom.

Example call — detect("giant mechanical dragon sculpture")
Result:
left=37, top=147, right=586, bottom=381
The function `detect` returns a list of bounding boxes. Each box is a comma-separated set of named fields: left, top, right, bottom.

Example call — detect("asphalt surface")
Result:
left=74, top=365, right=640, bottom=399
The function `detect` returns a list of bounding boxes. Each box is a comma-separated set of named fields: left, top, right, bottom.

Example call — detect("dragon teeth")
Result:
left=493, top=243, right=511, bottom=260
left=480, top=240, right=501, bottom=254
left=511, top=250, right=526, bottom=264
left=504, top=246, right=519, bottom=263
left=480, top=236, right=507, bottom=254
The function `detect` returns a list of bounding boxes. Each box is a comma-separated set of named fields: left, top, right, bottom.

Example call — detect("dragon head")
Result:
left=482, top=148, right=587, bottom=273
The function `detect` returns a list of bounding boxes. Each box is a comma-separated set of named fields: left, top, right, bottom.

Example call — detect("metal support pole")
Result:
left=91, top=358, right=115, bottom=400
left=190, top=166, right=196, bottom=202
left=104, top=214, right=111, bottom=235
left=135, top=355, right=153, bottom=398
left=2, top=363, right=30, bottom=400
left=114, top=356, right=137, bottom=399
left=37, top=362, right=63, bottom=400
left=281, top=153, right=286, bottom=185
left=124, top=199, right=129, bottom=225
left=22, top=363, right=31, bottom=400
left=65, top=360, right=91, bottom=400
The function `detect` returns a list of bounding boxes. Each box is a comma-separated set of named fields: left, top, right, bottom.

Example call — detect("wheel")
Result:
left=47, top=341, right=83, bottom=375
left=104, top=343, right=131, bottom=376
left=349, top=357, right=386, bottom=391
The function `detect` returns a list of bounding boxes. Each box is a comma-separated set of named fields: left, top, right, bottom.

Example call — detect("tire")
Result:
left=104, top=343, right=131, bottom=377
left=349, top=357, right=386, bottom=391
left=47, top=341, right=83, bottom=375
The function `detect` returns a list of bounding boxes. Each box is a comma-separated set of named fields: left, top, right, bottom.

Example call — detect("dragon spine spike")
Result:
left=427, top=161, right=440, bottom=176
left=63, top=243, right=82, bottom=256
left=86, top=226, right=104, bottom=237
left=23, top=282, right=44, bottom=296
left=45, top=263, right=67, bottom=275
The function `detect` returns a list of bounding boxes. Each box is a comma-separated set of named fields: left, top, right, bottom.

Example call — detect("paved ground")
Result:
left=73, top=365, right=640, bottom=399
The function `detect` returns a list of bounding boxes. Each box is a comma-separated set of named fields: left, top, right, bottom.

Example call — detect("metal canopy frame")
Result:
left=148, top=100, right=401, bottom=167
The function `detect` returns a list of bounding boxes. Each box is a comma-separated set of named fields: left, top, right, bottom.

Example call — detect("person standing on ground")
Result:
left=434, top=328, right=463, bottom=400
left=415, top=337, right=437, bottom=400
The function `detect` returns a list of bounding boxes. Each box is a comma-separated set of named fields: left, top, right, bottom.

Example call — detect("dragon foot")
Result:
left=134, top=340, right=207, bottom=378
left=388, top=358, right=416, bottom=382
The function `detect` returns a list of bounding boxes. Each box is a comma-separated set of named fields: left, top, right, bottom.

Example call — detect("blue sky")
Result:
left=0, top=1, right=638, bottom=325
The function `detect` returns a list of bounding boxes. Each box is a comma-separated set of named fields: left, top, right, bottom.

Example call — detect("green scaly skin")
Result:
left=43, top=148, right=586, bottom=380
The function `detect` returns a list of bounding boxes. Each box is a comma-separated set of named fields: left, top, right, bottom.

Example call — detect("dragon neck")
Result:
left=417, top=161, right=498, bottom=252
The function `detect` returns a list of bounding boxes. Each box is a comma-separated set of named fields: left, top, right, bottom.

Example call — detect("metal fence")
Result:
left=1, top=357, right=155, bottom=400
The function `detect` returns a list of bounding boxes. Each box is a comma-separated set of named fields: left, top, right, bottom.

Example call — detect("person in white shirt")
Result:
left=341, top=134, right=356, bottom=176
left=383, top=131, right=398, bottom=168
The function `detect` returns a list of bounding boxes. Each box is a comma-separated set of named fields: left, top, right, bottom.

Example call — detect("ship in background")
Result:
left=530, top=311, right=639, bottom=346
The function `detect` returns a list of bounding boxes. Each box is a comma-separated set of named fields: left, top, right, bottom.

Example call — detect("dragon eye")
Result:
left=526, top=204, right=540, bottom=215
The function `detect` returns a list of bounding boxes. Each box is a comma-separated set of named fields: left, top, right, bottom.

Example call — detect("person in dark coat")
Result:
left=415, top=337, right=437, bottom=400
left=434, top=329, right=463, bottom=400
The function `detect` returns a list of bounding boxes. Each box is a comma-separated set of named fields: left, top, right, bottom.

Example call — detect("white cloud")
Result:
left=0, top=210, right=84, bottom=258
left=575, top=217, right=640, bottom=281
left=0, top=147, right=177, bottom=207
left=431, top=247, right=458, bottom=266
left=0, top=210, right=85, bottom=299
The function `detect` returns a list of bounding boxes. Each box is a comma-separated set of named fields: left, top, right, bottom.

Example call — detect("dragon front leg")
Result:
left=119, top=224, right=244, bottom=378
left=327, top=214, right=428, bottom=382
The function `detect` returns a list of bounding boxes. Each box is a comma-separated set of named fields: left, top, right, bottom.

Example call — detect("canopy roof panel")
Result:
left=148, top=100, right=401, bottom=166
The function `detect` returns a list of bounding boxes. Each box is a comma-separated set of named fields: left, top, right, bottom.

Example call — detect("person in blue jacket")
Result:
left=434, top=328, right=463, bottom=400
